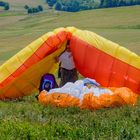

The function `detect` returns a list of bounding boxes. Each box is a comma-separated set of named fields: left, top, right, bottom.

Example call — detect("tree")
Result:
left=32, top=7, right=39, bottom=13
left=26, top=5, right=44, bottom=14
left=46, top=0, right=57, bottom=8
left=119, top=0, right=126, bottom=6
left=130, top=0, right=134, bottom=5
left=24, top=5, right=29, bottom=9
left=55, top=2, right=62, bottom=11
left=44, top=0, right=140, bottom=11
left=28, top=8, right=33, bottom=14
left=103, top=0, right=113, bottom=7
left=99, top=0, right=104, bottom=7
left=62, top=0, right=80, bottom=12
left=38, top=5, right=43, bottom=11
left=0, top=2, right=10, bottom=10
left=4, top=3, right=9, bottom=10
left=112, top=0, right=118, bottom=7
left=0, top=1, right=5, bottom=6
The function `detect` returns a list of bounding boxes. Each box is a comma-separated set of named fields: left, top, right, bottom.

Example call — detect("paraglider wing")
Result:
left=0, top=27, right=140, bottom=100
left=70, top=29, right=140, bottom=93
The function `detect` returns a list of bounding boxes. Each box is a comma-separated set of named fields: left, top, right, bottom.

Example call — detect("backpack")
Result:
left=39, top=73, right=58, bottom=92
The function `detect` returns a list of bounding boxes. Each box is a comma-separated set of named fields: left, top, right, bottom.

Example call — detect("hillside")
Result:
left=2, top=0, right=48, bottom=11
left=0, top=6, right=140, bottom=64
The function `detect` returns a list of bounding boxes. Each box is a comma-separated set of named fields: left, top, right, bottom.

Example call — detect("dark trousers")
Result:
left=60, top=68, right=78, bottom=87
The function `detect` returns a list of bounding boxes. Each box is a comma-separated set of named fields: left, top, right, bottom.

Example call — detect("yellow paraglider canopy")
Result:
left=0, top=27, right=140, bottom=100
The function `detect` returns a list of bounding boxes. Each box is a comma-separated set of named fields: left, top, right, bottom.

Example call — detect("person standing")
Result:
left=56, top=40, right=78, bottom=87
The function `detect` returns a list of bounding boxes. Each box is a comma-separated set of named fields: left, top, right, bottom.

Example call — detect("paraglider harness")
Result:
left=39, top=73, right=58, bottom=92
left=36, top=73, right=58, bottom=100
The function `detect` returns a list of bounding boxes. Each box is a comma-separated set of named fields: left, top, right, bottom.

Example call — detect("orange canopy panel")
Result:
left=38, top=87, right=138, bottom=110
left=0, top=27, right=140, bottom=100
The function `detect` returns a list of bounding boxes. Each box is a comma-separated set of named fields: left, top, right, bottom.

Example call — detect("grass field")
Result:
left=0, top=4, right=140, bottom=139
left=2, top=0, right=48, bottom=11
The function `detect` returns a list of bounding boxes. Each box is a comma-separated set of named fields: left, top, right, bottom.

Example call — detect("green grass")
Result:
left=0, top=11, right=25, bottom=17
left=0, top=5, right=140, bottom=139
left=0, top=95, right=140, bottom=140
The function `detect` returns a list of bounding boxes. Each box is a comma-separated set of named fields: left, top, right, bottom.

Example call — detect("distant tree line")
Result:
left=99, top=0, right=140, bottom=8
left=0, top=1, right=10, bottom=10
left=24, top=5, right=43, bottom=14
left=45, top=0, right=140, bottom=12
